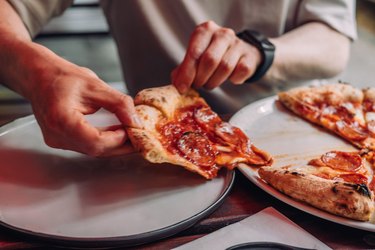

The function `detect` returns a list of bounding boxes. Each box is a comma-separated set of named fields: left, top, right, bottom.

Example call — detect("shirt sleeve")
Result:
left=296, top=0, right=357, bottom=40
left=7, top=0, right=73, bottom=38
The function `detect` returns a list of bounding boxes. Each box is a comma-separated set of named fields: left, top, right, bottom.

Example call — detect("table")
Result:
left=0, top=116, right=374, bottom=249
left=0, top=171, right=373, bottom=249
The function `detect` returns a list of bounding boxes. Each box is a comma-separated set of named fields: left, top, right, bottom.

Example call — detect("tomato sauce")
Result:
left=157, top=104, right=270, bottom=176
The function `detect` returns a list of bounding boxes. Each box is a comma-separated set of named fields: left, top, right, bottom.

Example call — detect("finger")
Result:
left=63, top=112, right=129, bottom=156
left=204, top=41, right=242, bottom=90
left=79, top=66, right=98, bottom=78
left=89, top=84, right=143, bottom=128
left=229, top=54, right=258, bottom=84
left=96, top=124, right=124, bottom=132
left=173, top=21, right=218, bottom=93
left=194, top=28, right=234, bottom=89
left=170, top=66, right=179, bottom=85
left=97, top=142, right=135, bottom=157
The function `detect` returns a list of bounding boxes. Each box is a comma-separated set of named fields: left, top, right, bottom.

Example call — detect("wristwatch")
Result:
left=237, top=30, right=275, bottom=83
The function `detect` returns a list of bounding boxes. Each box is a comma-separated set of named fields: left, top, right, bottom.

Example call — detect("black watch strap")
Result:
left=237, top=30, right=275, bottom=83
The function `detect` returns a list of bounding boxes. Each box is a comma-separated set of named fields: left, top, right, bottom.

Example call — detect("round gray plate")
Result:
left=0, top=114, right=234, bottom=247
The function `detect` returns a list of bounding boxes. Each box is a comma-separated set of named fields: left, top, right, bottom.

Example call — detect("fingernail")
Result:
left=132, top=114, right=144, bottom=128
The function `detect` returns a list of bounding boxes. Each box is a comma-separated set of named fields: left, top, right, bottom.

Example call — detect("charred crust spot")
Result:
left=344, top=183, right=372, bottom=199
left=332, top=186, right=338, bottom=194
left=291, top=171, right=305, bottom=177
left=337, top=203, right=348, bottom=210
left=161, top=96, right=167, bottom=103
left=357, top=184, right=372, bottom=199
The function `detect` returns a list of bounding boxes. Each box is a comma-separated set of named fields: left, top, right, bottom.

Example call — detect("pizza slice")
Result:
left=259, top=150, right=375, bottom=221
left=127, top=85, right=272, bottom=179
left=278, top=83, right=375, bottom=150
left=363, top=87, right=375, bottom=137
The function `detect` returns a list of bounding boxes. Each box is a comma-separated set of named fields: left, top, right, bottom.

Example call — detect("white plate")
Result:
left=230, top=96, right=375, bottom=232
left=0, top=112, right=234, bottom=247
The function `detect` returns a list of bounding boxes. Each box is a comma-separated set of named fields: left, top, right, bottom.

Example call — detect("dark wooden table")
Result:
left=0, top=115, right=374, bottom=250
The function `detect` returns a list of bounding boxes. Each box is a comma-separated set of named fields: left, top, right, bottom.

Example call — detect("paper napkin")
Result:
left=174, top=207, right=331, bottom=250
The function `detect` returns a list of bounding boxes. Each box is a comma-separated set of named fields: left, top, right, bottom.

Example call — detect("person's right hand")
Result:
left=28, top=54, right=142, bottom=157
left=172, top=21, right=262, bottom=93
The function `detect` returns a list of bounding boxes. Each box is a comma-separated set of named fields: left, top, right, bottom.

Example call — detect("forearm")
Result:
left=0, top=39, right=54, bottom=99
left=0, top=1, right=58, bottom=100
left=266, top=22, right=351, bottom=84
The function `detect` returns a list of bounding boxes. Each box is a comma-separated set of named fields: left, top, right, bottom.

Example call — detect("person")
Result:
left=0, top=0, right=356, bottom=157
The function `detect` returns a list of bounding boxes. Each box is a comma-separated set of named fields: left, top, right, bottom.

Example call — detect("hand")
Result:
left=29, top=59, right=142, bottom=157
left=172, top=21, right=262, bottom=93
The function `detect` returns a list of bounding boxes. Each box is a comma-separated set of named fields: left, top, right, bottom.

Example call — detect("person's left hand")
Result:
left=172, top=21, right=262, bottom=93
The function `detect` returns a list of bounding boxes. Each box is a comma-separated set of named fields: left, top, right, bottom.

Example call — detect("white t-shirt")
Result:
left=8, top=0, right=357, bottom=113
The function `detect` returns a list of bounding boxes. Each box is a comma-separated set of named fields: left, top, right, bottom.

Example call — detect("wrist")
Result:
left=237, top=30, right=275, bottom=83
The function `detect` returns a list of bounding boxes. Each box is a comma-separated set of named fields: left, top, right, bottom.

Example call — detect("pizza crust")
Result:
left=279, top=84, right=364, bottom=107
left=134, top=85, right=201, bottom=119
left=259, top=166, right=374, bottom=221
left=364, top=87, right=375, bottom=102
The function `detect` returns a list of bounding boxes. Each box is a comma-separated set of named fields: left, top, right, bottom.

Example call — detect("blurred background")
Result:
left=1, top=0, right=375, bottom=124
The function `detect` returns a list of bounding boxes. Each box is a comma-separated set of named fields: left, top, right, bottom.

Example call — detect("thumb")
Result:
left=92, top=86, right=143, bottom=128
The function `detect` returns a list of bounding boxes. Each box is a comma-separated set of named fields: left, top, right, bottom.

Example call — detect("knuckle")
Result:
left=236, top=61, right=253, bottom=76
left=188, top=47, right=204, bottom=60
left=219, top=60, right=234, bottom=73
left=80, top=67, right=97, bottom=77
left=194, top=25, right=206, bottom=34
left=234, top=38, right=242, bottom=46
left=215, top=28, right=235, bottom=40
left=199, top=20, right=217, bottom=31
left=202, top=52, right=219, bottom=67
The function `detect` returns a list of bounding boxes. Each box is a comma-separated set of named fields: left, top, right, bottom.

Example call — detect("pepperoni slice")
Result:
left=177, top=132, right=216, bottom=168
left=193, top=106, right=221, bottom=130
left=336, top=120, right=368, bottom=141
left=295, top=102, right=320, bottom=119
left=335, top=173, right=368, bottom=185
left=308, top=158, right=326, bottom=167
left=214, top=122, right=251, bottom=153
left=367, top=120, right=375, bottom=135
left=321, top=151, right=362, bottom=172
left=215, top=122, right=236, bottom=141
left=322, top=105, right=355, bottom=123
left=363, top=100, right=375, bottom=112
